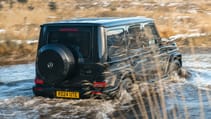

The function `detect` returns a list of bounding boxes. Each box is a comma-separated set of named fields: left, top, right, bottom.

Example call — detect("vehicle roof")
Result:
left=42, top=17, right=154, bottom=27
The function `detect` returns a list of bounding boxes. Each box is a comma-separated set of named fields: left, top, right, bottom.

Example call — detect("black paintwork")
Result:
left=33, top=17, right=182, bottom=99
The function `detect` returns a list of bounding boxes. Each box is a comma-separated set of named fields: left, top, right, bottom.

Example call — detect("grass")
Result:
left=1, top=0, right=211, bottom=38
left=0, top=41, right=37, bottom=65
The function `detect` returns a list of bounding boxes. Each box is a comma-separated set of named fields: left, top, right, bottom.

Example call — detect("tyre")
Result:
left=168, top=60, right=181, bottom=76
left=117, top=78, right=134, bottom=104
left=121, top=78, right=133, bottom=92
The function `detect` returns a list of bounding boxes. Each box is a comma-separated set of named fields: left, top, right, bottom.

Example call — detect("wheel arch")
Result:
left=169, top=52, right=182, bottom=67
left=120, top=69, right=136, bottom=82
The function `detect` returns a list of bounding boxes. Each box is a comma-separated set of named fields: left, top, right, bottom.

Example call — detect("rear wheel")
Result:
left=117, top=78, right=134, bottom=104
left=168, top=60, right=181, bottom=77
left=121, top=78, right=133, bottom=92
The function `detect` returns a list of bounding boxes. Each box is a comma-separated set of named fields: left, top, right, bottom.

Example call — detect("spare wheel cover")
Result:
left=37, top=44, right=75, bottom=82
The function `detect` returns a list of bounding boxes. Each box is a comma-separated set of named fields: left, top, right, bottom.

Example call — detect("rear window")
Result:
left=47, top=28, right=91, bottom=58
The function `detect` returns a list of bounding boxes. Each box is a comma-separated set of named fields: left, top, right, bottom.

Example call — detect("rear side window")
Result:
left=127, top=23, right=160, bottom=50
left=142, top=23, right=160, bottom=45
left=127, top=24, right=144, bottom=49
left=106, top=29, right=126, bottom=58
left=47, top=28, right=91, bottom=58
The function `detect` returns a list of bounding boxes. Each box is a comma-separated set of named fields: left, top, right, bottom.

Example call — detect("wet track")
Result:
left=0, top=54, right=211, bottom=119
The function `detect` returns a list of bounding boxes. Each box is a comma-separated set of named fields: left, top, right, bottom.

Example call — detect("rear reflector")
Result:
left=35, top=78, right=44, bottom=85
left=59, top=28, right=78, bottom=32
left=93, top=82, right=107, bottom=88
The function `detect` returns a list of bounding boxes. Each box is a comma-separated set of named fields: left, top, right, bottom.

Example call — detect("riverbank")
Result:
left=179, top=46, right=211, bottom=54
left=0, top=41, right=37, bottom=66
left=0, top=46, right=210, bottom=66
left=0, top=33, right=210, bottom=66
left=0, top=53, right=35, bottom=66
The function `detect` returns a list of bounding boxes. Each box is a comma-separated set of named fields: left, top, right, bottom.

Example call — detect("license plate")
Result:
left=56, top=91, right=80, bottom=98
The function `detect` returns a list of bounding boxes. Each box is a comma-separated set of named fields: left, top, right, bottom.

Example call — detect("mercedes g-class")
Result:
left=33, top=17, right=182, bottom=99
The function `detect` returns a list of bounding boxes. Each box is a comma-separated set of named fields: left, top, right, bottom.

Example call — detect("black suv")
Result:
left=33, top=17, right=182, bottom=99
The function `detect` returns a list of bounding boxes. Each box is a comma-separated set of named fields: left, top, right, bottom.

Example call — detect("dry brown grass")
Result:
left=0, top=42, right=37, bottom=65
left=0, top=0, right=211, bottom=39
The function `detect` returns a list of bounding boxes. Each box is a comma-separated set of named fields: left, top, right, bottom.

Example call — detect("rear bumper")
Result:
left=33, top=86, right=56, bottom=98
left=33, top=84, right=120, bottom=99
left=33, top=86, right=91, bottom=99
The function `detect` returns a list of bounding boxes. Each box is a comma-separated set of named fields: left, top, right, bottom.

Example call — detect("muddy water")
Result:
left=0, top=54, right=210, bottom=119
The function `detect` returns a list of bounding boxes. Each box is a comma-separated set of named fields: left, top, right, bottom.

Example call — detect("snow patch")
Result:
left=187, top=9, right=198, bottom=14
left=169, top=33, right=209, bottom=41
left=47, top=16, right=57, bottom=19
left=0, top=29, right=6, bottom=34
left=166, top=2, right=181, bottom=7
left=11, top=40, right=23, bottom=45
left=0, top=39, right=38, bottom=45
left=26, top=40, right=38, bottom=44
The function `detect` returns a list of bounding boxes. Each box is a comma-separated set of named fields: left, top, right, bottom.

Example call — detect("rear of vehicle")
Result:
left=33, top=23, right=106, bottom=99
left=33, top=17, right=183, bottom=99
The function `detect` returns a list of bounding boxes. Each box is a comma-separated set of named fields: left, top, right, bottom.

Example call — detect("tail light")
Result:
left=35, top=78, right=44, bottom=85
left=93, top=82, right=107, bottom=88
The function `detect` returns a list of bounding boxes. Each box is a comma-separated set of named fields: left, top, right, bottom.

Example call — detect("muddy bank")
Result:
left=0, top=54, right=35, bottom=66
left=179, top=47, right=211, bottom=54
left=0, top=40, right=37, bottom=66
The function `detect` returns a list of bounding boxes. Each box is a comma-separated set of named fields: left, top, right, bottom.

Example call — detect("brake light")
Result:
left=35, top=78, right=44, bottom=85
left=93, top=82, right=107, bottom=88
left=59, top=28, right=78, bottom=32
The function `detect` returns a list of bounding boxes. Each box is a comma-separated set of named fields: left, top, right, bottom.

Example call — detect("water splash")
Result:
left=0, top=54, right=211, bottom=119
